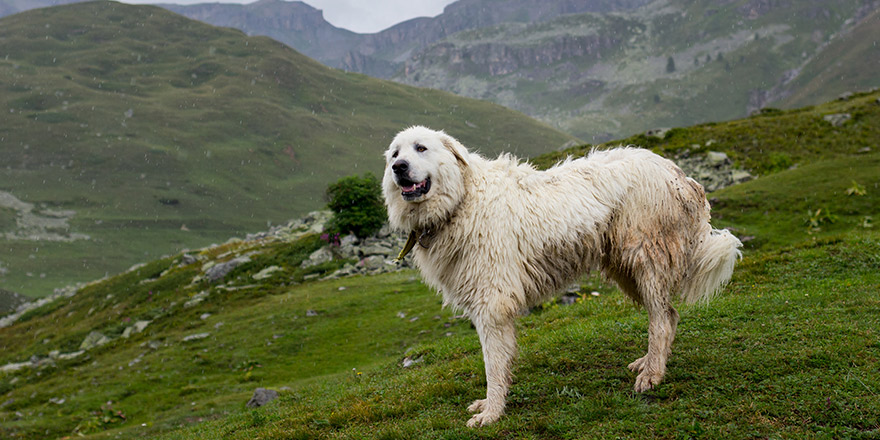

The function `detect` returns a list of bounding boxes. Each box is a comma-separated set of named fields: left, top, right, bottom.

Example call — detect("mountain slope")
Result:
left=0, top=1, right=577, bottom=297
left=0, top=0, right=85, bottom=16
left=159, top=0, right=362, bottom=68
left=1, top=86, right=878, bottom=440
left=159, top=0, right=654, bottom=78
left=777, top=6, right=880, bottom=108
left=395, top=0, right=880, bottom=141
left=146, top=0, right=880, bottom=143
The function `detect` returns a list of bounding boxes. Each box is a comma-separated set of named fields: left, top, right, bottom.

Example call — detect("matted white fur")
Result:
left=382, top=126, right=742, bottom=427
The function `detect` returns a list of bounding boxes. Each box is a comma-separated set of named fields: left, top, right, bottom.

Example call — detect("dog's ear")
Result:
left=440, top=134, right=470, bottom=168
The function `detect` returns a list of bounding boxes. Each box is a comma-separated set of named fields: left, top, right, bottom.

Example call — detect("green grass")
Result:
left=4, top=229, right=877, bottom=439
left=145, top=232, right=878, bottom=440
left=0, top=1, right=576, bottom=297
left=0, top=241, right=475, bottom=439
left=2, top=88, right=879, bottom=437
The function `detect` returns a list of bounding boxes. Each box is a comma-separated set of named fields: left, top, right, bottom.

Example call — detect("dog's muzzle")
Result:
left=393, top=160, right=431, bottom=200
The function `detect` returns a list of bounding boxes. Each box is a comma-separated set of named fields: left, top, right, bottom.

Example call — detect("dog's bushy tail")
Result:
left=679, top=228, right=743, bottom=304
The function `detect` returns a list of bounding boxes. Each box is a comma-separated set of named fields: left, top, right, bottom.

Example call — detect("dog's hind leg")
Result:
left=466, top=315, right=517, bottom=428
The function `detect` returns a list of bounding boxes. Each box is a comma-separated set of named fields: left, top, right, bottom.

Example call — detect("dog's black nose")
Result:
left=392, top=160, right=409, bottom=175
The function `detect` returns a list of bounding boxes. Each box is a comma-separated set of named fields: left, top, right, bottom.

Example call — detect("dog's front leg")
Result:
left=467, top=315, right=517, bottom=428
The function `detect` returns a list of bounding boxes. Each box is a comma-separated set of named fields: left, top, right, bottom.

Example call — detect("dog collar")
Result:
left=394, top=228, right=437, bottom=262
left=394, top=230, right=419, bottom=262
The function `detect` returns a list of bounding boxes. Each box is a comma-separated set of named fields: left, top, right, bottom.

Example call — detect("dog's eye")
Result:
left=415, top=144, right=427, bottom=153
left=391, top=150, right=398, bottom=159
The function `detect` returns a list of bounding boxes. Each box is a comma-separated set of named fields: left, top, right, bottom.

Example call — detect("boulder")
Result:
left=80, top=331, right=110, bottom=350
left=361, top=243, right=392, bottom=257
left=358, top=255, right=385, bottom=271
left=301, top=247, right=333, bottom=269
left=246, top=388, right=278, bottom=408
left=123, top=320, right=152, bottom=338
left=182, top=332, right=210, bottom=342
left=57, top=350, right=85, bottom=360
left=706, top=151, right=730, bottom=167
left=204, top=256, right=251, bottom=283
left=252, top=265, right=282, bottom=280
left=184, top=291, right=210, bottom=308
left=823, top=113, right=851, bottom=127
left=376, top=224, right=393, bottom=238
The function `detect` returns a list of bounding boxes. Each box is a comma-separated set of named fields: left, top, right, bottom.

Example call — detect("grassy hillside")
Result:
left=532, top=89, right=880, bottom=174
left=0, top=1, right=577, bottom=297
left=161, top=234, right=879, bottom=440
left=778, top=8, right=880, bottom=109
left=1, top=90, right=878, bottom=439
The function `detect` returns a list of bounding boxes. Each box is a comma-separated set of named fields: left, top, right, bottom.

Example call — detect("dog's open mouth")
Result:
left=398, top=177, right=431, bottom=200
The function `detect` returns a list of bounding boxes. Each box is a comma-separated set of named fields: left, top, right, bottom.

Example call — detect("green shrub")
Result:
left=325, top=173, right=386, bottom=238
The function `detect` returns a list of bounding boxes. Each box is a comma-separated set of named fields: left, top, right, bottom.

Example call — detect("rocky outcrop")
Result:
left=246, top=387, right=278, bottom=408
left=404, top=33, right=619, bottom=78
left=0, top=284, right=79, bottom=329
left=823, top=113, right=851, bottom=127
left=674, top=149, right=753, bottom=192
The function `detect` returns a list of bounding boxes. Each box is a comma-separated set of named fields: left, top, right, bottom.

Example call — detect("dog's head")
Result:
left=382, top=126, right=470, bottom=231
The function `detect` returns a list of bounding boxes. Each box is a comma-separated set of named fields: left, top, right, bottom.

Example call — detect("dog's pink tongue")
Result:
left=402, top=185, right=415, bottom=192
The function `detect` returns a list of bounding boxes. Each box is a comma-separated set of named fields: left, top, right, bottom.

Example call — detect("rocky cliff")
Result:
left=153, top=0, right=879, bottom=141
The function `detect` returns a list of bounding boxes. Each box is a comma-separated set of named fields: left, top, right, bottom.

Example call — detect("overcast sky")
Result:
left=121, top=0, right=457, bottom=34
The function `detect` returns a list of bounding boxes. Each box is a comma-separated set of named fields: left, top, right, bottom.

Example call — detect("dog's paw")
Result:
left=467, top=399, right=487, bottom=413
left=466, top=409, right=501, bottom=428
left=627, top=356, right=647, bottom=373
left=633, top=371, right=663, bottom=393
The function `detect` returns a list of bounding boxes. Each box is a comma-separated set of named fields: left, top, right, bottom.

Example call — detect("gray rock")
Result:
left=304, top=210, right=332, bottom=234
left=358, top=255, right=385, bottom=271
left=205, top=256, right=251, bottom=283
left=0, top=361, right=33, bottom=372
left=340, top=234, right=359, bottom=247
left=376, top=224, right=393, bottom=238
left=80, top=331, right=110, bottom=350
left=706, top=151, right=730, bottom=167
left=361, top=243, right=392, bottom=256
left=731, top=170, right=753, bottom=183
left=184, top=291, right=210, bottom=308
left=57, top=350, right=84, bottom=360
left=246, top=388, right=278, bottom=408
left=823, top=113, right=851, bottom=127
left=301, top=247, right=333, bottom=269
left=402, top=356, right=422, bottom=368
left=182, top=332, right=210, bottom=342
left=252, top=265, right=281, bottom=280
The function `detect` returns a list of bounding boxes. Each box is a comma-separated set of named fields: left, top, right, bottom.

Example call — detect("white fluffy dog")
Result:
left=382, top=126, right=742, bottom=427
